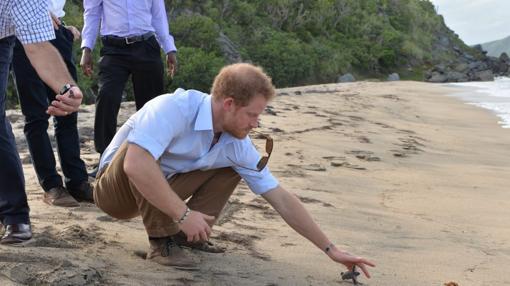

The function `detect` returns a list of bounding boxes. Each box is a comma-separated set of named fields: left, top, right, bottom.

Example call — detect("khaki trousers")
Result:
left=94, top=143, right=241, bottom=237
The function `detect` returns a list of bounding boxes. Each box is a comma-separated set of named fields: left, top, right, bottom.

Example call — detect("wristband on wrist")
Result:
left=177, top=207, right=191, bottom=224
left=324, top=243, right=335, bottom=253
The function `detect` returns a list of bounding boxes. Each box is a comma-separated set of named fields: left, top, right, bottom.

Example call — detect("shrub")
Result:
left=168, top=47, right=225, bottom=92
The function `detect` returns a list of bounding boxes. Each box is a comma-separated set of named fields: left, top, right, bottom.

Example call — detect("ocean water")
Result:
left=447, top=77, right=510, bottom=128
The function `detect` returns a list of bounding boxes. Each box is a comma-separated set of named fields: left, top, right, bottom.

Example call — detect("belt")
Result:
left=101, top=32, right=154, bottom=46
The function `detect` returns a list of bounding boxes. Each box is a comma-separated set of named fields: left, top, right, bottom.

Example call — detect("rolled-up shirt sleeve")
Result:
left=12, top=1, right=55, bottom=44
left=127, top=97, right=183, bottom=160
left=151, top=0, right=176, bottom=53
left=233, top=141, right=279, bottom=195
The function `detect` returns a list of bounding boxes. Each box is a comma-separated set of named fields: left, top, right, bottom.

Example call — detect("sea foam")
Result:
left=448, top=77, right=510, bottom=128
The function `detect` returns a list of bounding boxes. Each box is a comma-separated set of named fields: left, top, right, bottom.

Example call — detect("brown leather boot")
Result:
left=43, top=186, right=79, bottom=207
left=147, top=237, right=197, bottom=270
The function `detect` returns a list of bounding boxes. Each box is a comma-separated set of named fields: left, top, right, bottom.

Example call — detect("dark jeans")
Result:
left=11, top=26, right=88, bottom=192
left=0, top=35, right=30, bottom=225
left=94, top=35, right=164, bottom=154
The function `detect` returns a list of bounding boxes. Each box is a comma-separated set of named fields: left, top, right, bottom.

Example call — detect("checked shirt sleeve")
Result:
left=12, top=0, right=55, bottom=44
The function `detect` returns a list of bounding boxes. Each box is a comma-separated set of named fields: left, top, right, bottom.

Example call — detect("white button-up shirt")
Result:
left=81, top=0, right=176, bottom=53
left=99, top=89, right=279, bottom=195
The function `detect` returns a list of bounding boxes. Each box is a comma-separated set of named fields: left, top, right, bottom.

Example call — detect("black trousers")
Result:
left=11, top=25, right=88, bottom=192
left=94, top=35, right=164, bottom=154
left=0, top=36, right=29, bottom=225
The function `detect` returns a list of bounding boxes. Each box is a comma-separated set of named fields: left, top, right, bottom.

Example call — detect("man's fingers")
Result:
left=356, top=258, right=375, bottom=278
left=205, top=225, right=211, bottom=236
left=362, top=258, right=376, bottom=268
left=67, top=26, right=81, bottom=41
left=199, top=231, right=209, bottom=242
left=80, top=63, right=93, bottom=77
left=50, top=100, right=78, bottom=113
left=203, top=214, right=215, bottom=223
left=46, top=106, right=71, bottom=117
left=358, top=264, right=371, bottom=278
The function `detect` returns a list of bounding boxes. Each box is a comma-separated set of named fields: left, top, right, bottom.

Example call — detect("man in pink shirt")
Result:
left=80, top=0, right=178, bottom=176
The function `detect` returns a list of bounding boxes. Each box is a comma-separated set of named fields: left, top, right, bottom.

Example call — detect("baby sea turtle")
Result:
left=341, top=265, right=361, bottom=285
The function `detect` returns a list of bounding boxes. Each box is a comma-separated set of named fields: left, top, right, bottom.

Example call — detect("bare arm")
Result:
left=23, top=42, right=75, bottom=92
left=262, top=186, right=375, bottom=277
left=23, top=42, right=83, bottom=116
left=123, top=143, right=214, bottom=241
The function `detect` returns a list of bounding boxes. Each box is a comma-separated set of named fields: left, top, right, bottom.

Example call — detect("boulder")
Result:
left=462, top=53, right=475, bottom=61
left=446, top=71, right=468, bottom=82
left=473, top=44, right=488, bottom=55
left=427, top=72, right=447, bottom=83
left=387, top=73, right=400, bottom=81
left=454, top=63, right=469, bottom=73
left=338, top=73, right=356, bottom=83
left=468, top=61, right=486, bottom=71
left=500, top=52, right=509, bottom=63
left=432, top=63, right=447, bottom=73
left=472, top=70, right=494, bottom=81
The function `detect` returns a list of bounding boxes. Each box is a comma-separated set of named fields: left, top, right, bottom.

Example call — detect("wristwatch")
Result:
left=59, top=83, right=76, bottom=96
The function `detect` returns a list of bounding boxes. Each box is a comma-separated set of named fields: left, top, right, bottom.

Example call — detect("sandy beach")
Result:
left=1, top=81, right=509, bottom=285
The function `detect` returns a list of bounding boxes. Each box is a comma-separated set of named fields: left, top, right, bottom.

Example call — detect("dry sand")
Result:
left=1, top=81, right=509, bottom=285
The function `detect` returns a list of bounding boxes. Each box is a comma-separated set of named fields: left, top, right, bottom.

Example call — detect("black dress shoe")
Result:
left=68, top=181, right=94, bottom=203
left=1, top=223, right=32, bottom=244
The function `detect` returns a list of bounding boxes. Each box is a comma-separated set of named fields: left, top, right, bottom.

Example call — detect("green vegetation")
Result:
left=6, top=0, right=473, bottom=106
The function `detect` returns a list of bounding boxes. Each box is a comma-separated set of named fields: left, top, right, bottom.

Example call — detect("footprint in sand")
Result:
left=380, top=94, right=403, bottom=101
left=24, top=224, right=105, bottom=249
left=357, top=136, right=371, bottom=143
left=322, top=156, right=366, bottom=170
left=330, top=161, right=366, bottom=170
left=298, top=195, right=334, bottom=208
left=215, top=231, right=271, bottom=261
left=270, top=127, right=284, bottom=133
left=265, top=105, right=278, bottom=116
left=345, top=150, right=381, bottom=162
left=396, top=136, right=425, bottom=153
left=287, top=163, right=327, bottom=172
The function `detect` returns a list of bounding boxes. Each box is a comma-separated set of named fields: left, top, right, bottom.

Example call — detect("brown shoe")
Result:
left=173, top=231, right=225, bottom=253
left=43, top=186, right=79, bottom=207
left=147, top=237, right=197, bottom=270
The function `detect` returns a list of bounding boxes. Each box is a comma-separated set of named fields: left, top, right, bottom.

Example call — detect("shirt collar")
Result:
left=193, top=93, right=236, bottom=145
left=194, top=95, right=213, bottom=131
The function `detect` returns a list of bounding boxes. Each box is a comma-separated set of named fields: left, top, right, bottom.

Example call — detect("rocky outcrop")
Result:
left=217, top=32, right=242, bottom=63
left=425, top=46, right=510, bottom=83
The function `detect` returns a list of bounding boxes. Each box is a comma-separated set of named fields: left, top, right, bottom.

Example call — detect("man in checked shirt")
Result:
left=0, top=0, right=84, bottom=244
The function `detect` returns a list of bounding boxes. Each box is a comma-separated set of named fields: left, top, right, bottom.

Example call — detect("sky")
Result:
left=429, top=0, right=510, bottom=45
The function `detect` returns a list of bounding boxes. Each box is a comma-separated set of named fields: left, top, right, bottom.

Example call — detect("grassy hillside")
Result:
left=6, top=0, right=476, bottom=105
left=481, top=35, right=510, bottom=57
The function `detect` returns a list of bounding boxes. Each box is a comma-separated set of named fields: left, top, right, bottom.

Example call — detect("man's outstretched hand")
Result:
left=47, top=86, right=83, bottom=116
left=327, top=247, right=376, bottom=278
